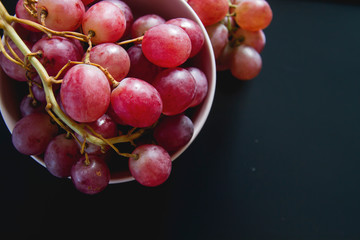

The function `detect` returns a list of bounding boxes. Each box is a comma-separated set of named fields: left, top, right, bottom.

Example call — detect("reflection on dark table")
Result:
left=1, top=0, right=360, bottom=239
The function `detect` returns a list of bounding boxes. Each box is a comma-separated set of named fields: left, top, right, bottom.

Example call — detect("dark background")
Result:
left=1, top=0, right=360, bottom=239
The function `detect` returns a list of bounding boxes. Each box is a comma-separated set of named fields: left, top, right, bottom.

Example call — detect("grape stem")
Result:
left=0, top=2, right=143, bottom=152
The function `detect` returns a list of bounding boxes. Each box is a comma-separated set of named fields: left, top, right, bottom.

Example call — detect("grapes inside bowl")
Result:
left=0, top=0, right=216, bottom=194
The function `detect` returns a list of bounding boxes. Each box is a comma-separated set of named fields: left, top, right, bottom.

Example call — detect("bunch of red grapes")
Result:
left=187, top=0, right=273, bottom=80
left=0, top=0, right=210, bottom=194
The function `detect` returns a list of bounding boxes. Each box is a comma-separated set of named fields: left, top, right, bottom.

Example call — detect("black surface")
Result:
left=1, top=0, right=360, bottom=239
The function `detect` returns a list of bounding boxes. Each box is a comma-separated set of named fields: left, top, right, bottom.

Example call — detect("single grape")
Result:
left=206, top=23, right=229, bottom=59
left=0, top=39, right=33, bottom=82
left=216, top=43, right=234, bottom=71
left=234, top=0, right=273, bottom=31
left=31, top=36, right=84, bottom=77
left=186, top=67, right=208, bottom=107
left=82, top=1, right=126, bottom=44
left=60, top=64, right=111, bottom=122
left=141, top=24, right=191, bottom=68
left=126, top=45, right=161, bottom=83
left=166, top=18, right=205, bottom=58
left=104, top=0, right=134, bottom=39
left=187, top=0, right=229, bottom=26
left=36, top=0, right=85, bottom=31
left=232, top=28, right=266, bottom=53
left=44, top=134, right=81, bottom=178
left=12, top=113, right=58, bottom=155
left=19, top=95, right=46, bottom=117
left=88, top=43, right=130, bottom=82
left=31, top=75, right=46, bottom=103
left=71, top=155, right=110, bottom=195
left=152, top=67, right=196, bottom=116
left=230, top=45, right=262, bottom=80
left=110, top=77, right=163, bottom=128
left=15, top=0, right=41, bottom=32
left=131, top=14, right=165, bottom=38
left=129, top=144, right=172, bottom=187
left=153, top=114, right=194, bottom=153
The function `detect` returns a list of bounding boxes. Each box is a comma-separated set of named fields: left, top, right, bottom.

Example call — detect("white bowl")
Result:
left=0, top=0, right=216, bottom=184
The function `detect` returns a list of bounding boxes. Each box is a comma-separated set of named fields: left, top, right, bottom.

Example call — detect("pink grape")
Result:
left=216, top=43, right=234, bottom=71
left=19, top=95, right=46, bottom=117
left=88, top=43, right=130, bottom=82
left=206, top=23, right=229, bottom=59
left=104, top=0, right=134, bottom=39
left=36, top=0, right=85, bottom=31
left=233, top=28, right=266, bottom=53
left=153, top=114, right=194, bottom=152
left=82, top=1, right=126, bottom=44
left=71, top=155, right=110, bottom=195
left=152, top=67, right=196, bottom=116
left=110, top=77, right=163, bottom=128
left=230, top=45, right=262, bottom=80
left=31, top=36, right=84, bottom=77
left=60, top=64, right=111, bottom=122
left=166, top=18, right=205, bottom=58
left=126, top=45, right=161, bottom=83
left=187, top=0, right=229, bottom=26
left=0, top=39, right=33, bottom=82
left=234, top=0, right=273, bottom=31
left=141, top=24, right=191, bottom=68
left=131, top=14, right=165, bottom=38
left=12, top=113, right=58, bottom=155
left=186, top=67, right=208, bottom=107
left=129, top=144, right=172, bottom=187
left=15, top=0, right=41, bottom=32
left=44, top=134, right=81, bottom=178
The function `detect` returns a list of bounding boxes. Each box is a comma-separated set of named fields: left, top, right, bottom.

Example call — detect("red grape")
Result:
left=152, top=67, right=196, bottom=116
left=19, top=95, right=46, bottom=117
left=60, top=64, right=111, bottom=122
left=234, top=0, right=273, bottom=31
left=206, top=23, right=229, bottom=59
left=32, top=36, right=84, bottom=77
left=104, top=0, right=134, bottom=39
left=36, top=0, right=85, bottom=31
left=141, top=24, right=191, bottom=68
left=126, top=45, right=161, bottom=83
left=71, top=155, right=110, bottom=195
left=186, top=67, right=208, bottom=108
left=44, top=134, right=81, bottom=178
left=12, top=113, right=58, bottom=155
left=230, top=45, right=262, bottom=80
left=129, top=144, right=171, bottom=187
left=15, top=0, right=40, bottom=32
left=131, top=14, right=165, bottom=38
left=153, top=114, right=194, bottom=153
left=166, top=18, right=205, bottom=58
left=187, top=0, right=229, bottom=27
left=88, top=43, right=130, bottom=82
left=76, top=114, right=118, bottom=155
left=110, top=77, right=163, bottom=128
left=0, top=39, right=33, bottom=82
left=233, top=28, right=266, bottom=53
left=82, top=1, right=126, bottom=44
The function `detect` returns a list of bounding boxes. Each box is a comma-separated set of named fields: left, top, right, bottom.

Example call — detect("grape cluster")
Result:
left=187, top=0, right=273, bottom=80
left=0, top=0, right=210, bottom=194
